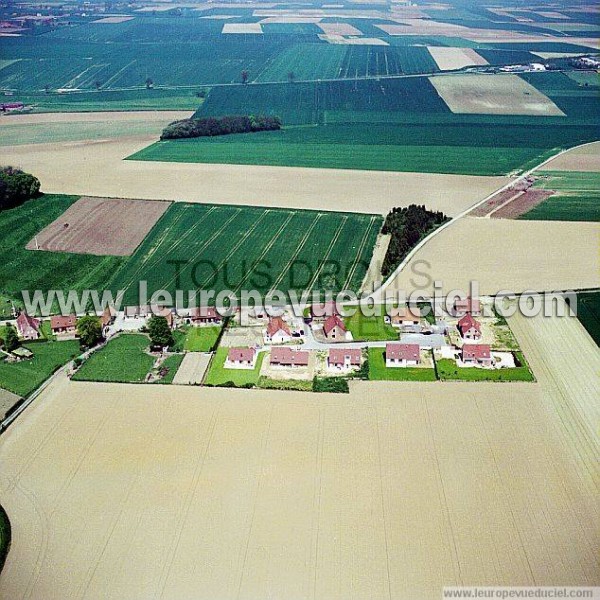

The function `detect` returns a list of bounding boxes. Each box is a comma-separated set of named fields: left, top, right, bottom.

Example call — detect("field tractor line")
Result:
left=101, top=60, right=137, bottom=89
left=157, top=208, right=244, bottom=292
left=193, top=210, right=272, bottom=290
left=78, top=64, right=111, bottom=90
left=269, top=213, right=323, bottom=292
left=373, top=140, right=600, bottom=301
left=305, top=216, right=348, bottom=292
left=61, top=65, right=103, bottom=91
left=342, top=215, right=379, bottom=291
left=232, top=211, right=295, bottom=294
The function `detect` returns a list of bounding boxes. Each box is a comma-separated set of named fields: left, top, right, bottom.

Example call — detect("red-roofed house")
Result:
left=387, top=305, right=421, bottom=329
left=270, top=347, right=310, bottom=368
left=461, top=344, right=492, bottom=366
left=225, top=347, right=257, bottom=369
left=100, top=306, right=117, bottom=329
left=323, top=314, right=347, bottom=340
left=16, top=312, right=41, bottom=340
left=452, top=296, right=481, bottom=317
left=327, top=348, right=362, bottom=372
left=457, top=313, right=482, bottom=340
left=310, top=301, right=339, bottom=321
left=264, top=317, right=292, bottom=344
left=189, top=306, right=222, bottom=326
left=385, top=343, right=420, bottom=367
left=51, top=314, right=77, bottom=335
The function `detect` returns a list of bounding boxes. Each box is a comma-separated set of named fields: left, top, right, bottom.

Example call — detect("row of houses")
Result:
left=14, top=308, right=116, bottom=340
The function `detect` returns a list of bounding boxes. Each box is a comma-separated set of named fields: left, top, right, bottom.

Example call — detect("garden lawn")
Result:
left=183, top=326, right=221, bottom=352
left=204, top=347, right=265, bottom=387
left=435, top=356, right=534, bottom=382
left=368, top=348, right=437, bottom=381
left=345, top=311, right=398, bottom=342
left=0, top=340, right=80, bottom=397
left=155, top=354, right=184, bottom=384
left=72, top=334, right=154, bottom=383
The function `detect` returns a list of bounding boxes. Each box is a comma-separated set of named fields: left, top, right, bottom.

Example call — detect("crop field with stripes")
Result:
left=108, top=203, right=382, bottom=305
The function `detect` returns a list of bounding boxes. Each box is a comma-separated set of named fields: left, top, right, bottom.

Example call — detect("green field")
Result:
left=204, top=347, right=265, bottom=387
left=519, top=171, right=600, bottom=222
left=72, top=334, right=154, bottom=383
left=575, top=291, right=600, bottom=346
left=435, top=354, right=534, bottom=382
left=0, top=340, right=79, bottom=397
left=108, top=203, right=382, bottom=304
left=368, top=347, right=437, bottom=381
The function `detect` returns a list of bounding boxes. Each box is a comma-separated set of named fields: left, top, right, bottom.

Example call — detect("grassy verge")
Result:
left=72, top=334, right=154, bottom=383
left=0, top=505, right=10, bottom=574
left=435, top=357, right=534, bottom=382
left=368, top=348, right=437, bottom=381
left=0, top=340, right=80, bottom=397
left=257, top=377, right=313, bottom=392
left=204, top=347, right=265, bottom=387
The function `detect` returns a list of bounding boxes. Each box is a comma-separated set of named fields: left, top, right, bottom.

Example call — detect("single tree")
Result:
left=148, top=316, right=174, bottom=349
left=94, top=80, right=102, bottom=91
left=76, top=315, right=103, bottom=348
left=44, top=84, right=50, bottom=94
left=145, top=77, right=154, bottom=89
left=288, top=71, right=295, bottom=83
left=4, top=324, right=19, bottom=352
left=241, top=70, right=249, bottom=85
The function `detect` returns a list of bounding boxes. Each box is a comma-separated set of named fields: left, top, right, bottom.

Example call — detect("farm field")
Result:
left=368, top=348, right=436, bottom=381
left=72, top=334, right=154, bottom=383
left=0, top=388, right=20, bottom=420
left=540, top=141, right=600, bottom=172
left=107, top=202, right=383, bottom=304
left=0, top=340, right=79, bottom=397
left=1, top=351, right=598, bottom=598
left=518, top=171, right=600, bottom=222
left=575, top=291, right=600, bottom=346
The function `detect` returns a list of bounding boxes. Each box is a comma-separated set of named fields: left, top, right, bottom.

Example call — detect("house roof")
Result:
left=270, top=346, right=309, bottom=366
left=323, top=314, right=346, bottom=335
left=388, top=305, right=421, bottom=321
left=328, top=348, right=361, bottom=365
left=457, top=313, right=481, bottom=334
left=310, top=301, right=339, bottom=318
left=100, top=306, right=116, bottom=327
left=454, top=297, right=480, bottom=313
left=125, top=305, right=150, bottom=317
left=461, top=344, right=491, bottom=360
left=190, top=306, right=219, bottom=319
left=385, top=343, right=420, bottom=361
left=16, top=312, right=40, bottom=333
left=266, top=316, right=291, bottom=337
left=228, top=347, right=255, bottom=362
left=50, top=314, right=77, bottom=330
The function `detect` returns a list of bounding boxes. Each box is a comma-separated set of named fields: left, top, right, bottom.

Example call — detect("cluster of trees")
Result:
left=1, top=324, right=19, bottom=352
left=381, top=204, right=448, bottom=277
left=160, top=115, right=282, bottom=140
left=147, top=316, right=174, bottom=349
left=0, top=167, right=41, bottom=211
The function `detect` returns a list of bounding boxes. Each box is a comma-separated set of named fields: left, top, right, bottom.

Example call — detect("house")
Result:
left=189, top=306, right=222, bottom=326
left=323, top=314, right=347, bottom=340
left=457, top=314, right=482, bottom=340
left=50, top=314, right=77, bottom=335
left=225, top=347, right=257, bottom=369
left=387, top=306, right=421, bottom=329
left=327, top=348, right=361, bottom=371
left=264, top=317, right=292, bottom=344
left=310, top=301, right=339, bottom=321
left=16, top=312, right=41, bottom=340
left=100, top=306, right=116, bottom=329
left=124, top=305, right=150, bottom=320
left=270, top=347, right=310, bottom=368
left=451, top=296, right=481, bottom=317
left=385, top=343, right=420, bottom=367
left=461, top=344, right=493, bottom=366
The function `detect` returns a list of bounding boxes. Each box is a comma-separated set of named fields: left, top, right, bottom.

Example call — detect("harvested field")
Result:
left=318, top=22, right=362, bottom=35
left=0, top=137, right=510, bottom=216
left=92, top=16, right=135, bottom=23
left=222, top=22, right=263, bottom=33
left=0, top=356, right=598, bottom=599
left=429, top=74, right=566, bottom=116
left=427, top=46, right=488, bottom=70
left=26, top=196, right=170, bottom=256
left=172, top=352, right=211, bottom=385
left=540, top=141, right=600, bottom=172
left=320, top=35, right=388, bottom=45
left=490, top=189, right=554, bottom=219
left=384, top=218, right=600, bottom=296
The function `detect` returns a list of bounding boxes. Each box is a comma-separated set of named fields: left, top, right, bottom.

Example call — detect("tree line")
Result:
left=0, top=166, right=41, bottom=211
left=160, top=115, right=282, bottom=140
left=381, top=204, right=449, bottom=277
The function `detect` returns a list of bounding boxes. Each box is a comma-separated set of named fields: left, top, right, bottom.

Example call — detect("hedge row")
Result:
left=160, top=115, right=282, bottom=140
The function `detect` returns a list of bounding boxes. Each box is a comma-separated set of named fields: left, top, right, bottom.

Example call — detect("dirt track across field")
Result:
left=0, top=320, right=598, bottom=599
left=0, top=136, right=510, bottom=216
left=26, top=196, right=171, bottom=256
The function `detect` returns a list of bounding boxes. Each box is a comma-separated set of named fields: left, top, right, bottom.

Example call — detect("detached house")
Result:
left=461, top=344, right=492, bottom=367
left=225, top=347, right=257, bottom=369
left=451, top=296, right=481, bottom=317
left=16, top=312, right=41, bottom=340
left=124, top=305, right=151, bottom=320
left=51, top=314, right=77, bottom=335
left=310, top=301, right=339, bottom=321
left=323, top=314, right=347, bottom=340
left=100, top=306, right=117, bottom=330
left=387, top=306, right=421, bottom=330
left=385, top=343, right=420, bottom=367
left=264, top=317, right=292, bottom=344
left=327, top=348, right=361, bottom=372
left=270, top=347, right=309, bottom=368
left=457, top=314, right=482, bottom=340
left=189, top=306, right=223, bottom=327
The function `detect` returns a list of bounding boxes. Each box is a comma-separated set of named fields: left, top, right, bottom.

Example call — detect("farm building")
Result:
left=457, top=314, right=482, bottom=340
left=387, top=306, right=421, bottom=330
left=189, top=306, right=223, bottom=326
left=451, top=296, right=481, bottom=317
left=327, top=348, right=361, bottom=372
left=385, top=343, right=420, bottom=367
left=0, top=102, right=24, bottom=113
left=50, top=314, right=77, bottom=335
left=323, top=314, right=347, bottom=340
left=461, top=344, right=493, bottom=367
left=264, top=317, right=292, bottom=344
left=270, top=347, right=309, bottom=368
left=225, top=347, right=257, bottom=369
left=16, top=312, right=41, bottom=340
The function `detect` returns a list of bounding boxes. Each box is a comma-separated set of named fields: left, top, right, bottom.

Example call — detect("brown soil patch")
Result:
left=26, top=196, right=171, bottom=256
left=318, top=22, right=363, bottom=35
left=490, top=189, right=554, bottom=219
left=427, top=47, right=488, bottom=70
